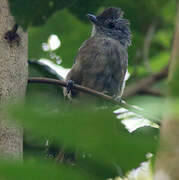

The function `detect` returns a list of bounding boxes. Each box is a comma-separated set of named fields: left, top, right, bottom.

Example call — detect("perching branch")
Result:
left=28, top=77, right=159, bottom=123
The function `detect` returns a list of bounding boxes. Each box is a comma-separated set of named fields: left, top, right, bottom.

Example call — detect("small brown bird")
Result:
left=64, top=7, right=131, bottom=99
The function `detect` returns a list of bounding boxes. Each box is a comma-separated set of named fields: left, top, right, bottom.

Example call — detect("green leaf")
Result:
left=0, top=159, right=96, bottom=180
left=10, top=103, right=159, bottom=177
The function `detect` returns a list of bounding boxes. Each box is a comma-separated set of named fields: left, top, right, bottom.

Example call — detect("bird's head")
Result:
left=87, top=7, right=131, bottom=47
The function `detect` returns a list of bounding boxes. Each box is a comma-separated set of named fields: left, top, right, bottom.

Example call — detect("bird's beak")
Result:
left=87, top=14, right=98, bottom=24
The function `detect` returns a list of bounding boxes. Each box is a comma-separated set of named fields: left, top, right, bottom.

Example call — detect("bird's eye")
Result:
left=108, top=22, right=115, bottom=29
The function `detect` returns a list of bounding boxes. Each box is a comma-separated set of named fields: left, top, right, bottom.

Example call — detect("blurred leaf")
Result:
left=128, top=96, right=165, bottom=121
left=0, top=159, right=95, bottom=180
left=10, top=103, right=159, bottom=177
left=8, top=0, right=77, bottom=29
left=135, top=52, right=169, bottom=77
left=150, top=52, right=169, bottom=72
left=153, top=29, right=173, bottom=49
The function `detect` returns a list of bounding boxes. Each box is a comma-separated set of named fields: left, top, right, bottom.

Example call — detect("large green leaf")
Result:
left=0, top=159, right=96, bottom=180
left=10, top=103, right=159, bottom=178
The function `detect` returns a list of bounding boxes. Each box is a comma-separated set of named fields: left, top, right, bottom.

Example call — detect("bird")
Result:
left=64, top=7, right=131, bottom=100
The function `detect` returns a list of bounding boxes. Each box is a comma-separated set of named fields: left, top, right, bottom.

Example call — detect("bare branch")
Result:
left=123, top=66, right=168, bottom=98
left=140, top=88, right=165, bottom=97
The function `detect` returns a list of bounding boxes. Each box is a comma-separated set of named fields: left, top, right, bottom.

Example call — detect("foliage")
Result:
left=9, top=102, right=159, bottom=179
left=0, top=159, right=95, bottom=180
left=8, top=0, right=77, bottom=29
left=9, top=0, right=175, bottom=70
left=2, top=0, right=176, bottom=179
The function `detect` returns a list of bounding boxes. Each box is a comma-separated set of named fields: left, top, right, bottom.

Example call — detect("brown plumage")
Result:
left=64, top=7, right=131, bottom=99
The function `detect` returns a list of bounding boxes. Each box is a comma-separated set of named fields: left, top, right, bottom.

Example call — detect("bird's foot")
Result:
left=64, top=80, right=74, bottom=101
left=115, top=96, right=122, bottom=103
left=66, top=80, right=74, bottom=94
left=115, top=97, right=126, bottom=105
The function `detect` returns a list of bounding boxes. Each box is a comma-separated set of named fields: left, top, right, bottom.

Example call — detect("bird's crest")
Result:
left=97, top=7, right=124, bottom=22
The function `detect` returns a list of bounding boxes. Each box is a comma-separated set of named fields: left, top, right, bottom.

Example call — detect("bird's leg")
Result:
left=66, top=80, right=74, bottom=94
left=115, top=96, right=122, bottom=103
left=64, top=80, right=75, bottom=101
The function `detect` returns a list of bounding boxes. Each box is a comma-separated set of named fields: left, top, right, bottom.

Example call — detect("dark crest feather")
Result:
left=97, top=7, right=124, bottom=22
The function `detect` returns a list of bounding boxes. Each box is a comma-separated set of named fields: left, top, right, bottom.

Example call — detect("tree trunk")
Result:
left=0, top=0, right=28, bottom=159
left=154, top=1, right=179, bottom=179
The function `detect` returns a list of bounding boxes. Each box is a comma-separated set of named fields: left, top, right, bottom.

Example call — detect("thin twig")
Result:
left=123, top=66, right=168, bottom=98
left=28, top=77, right=160, bottom=123
left=140, top=88, right=165, bottom=97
